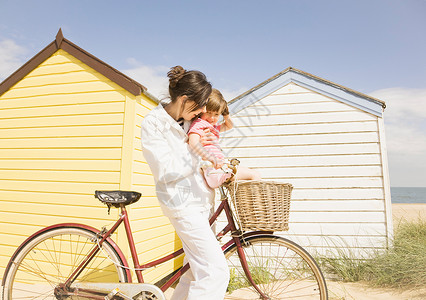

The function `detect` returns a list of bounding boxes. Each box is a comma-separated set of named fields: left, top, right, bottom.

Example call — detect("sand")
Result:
left=392, top=203, right=426, bottom=223
left=326, top=281, right=426, bottom=300
left=165, top=281, right=426, bottom=300
left=166, top=284, right=426, bottom=300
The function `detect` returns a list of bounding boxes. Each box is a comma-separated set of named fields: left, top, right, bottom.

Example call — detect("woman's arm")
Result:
left=141, top=119, right=194, bottom=184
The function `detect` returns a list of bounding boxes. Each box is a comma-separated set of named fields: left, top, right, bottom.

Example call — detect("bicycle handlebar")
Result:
left=223, top=158, right=240, bottom=184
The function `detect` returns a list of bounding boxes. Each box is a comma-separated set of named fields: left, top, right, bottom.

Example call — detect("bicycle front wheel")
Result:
left=2, top=226, right=128, bottom=300
left=225, top=235, right=328, bottom=299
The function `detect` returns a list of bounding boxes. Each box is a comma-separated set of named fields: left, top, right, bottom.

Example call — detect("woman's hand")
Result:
left=199, top=128, right=215, bottom=146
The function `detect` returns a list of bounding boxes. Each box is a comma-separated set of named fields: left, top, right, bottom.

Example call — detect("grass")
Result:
left=227, top=263, right=275, bottom=294
left=318, top=218, right=426, bottom=290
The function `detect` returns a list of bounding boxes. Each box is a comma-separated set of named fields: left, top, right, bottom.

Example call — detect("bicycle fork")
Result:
left=233, top=236, right=270, bottom=300
left=222, top=198, right=270, bottom=299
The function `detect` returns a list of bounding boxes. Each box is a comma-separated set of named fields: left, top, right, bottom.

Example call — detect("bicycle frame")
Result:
left=62, top=186, right=271, bottom=298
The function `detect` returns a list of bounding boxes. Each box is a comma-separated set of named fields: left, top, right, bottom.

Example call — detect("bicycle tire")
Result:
left=2, top=226, right=128, bottom=299
left=224, top=234, right=328, bottom=299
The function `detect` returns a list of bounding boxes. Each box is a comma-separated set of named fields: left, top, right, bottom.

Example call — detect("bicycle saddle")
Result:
left=95, top=190, right=141, bottom=208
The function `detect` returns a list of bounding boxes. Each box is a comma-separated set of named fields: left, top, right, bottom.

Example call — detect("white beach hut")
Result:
left=222, top=67, right=391, bottom=256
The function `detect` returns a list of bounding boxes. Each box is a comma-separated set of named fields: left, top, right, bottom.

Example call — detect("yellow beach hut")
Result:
left=0, top=29, right=179, bottom=283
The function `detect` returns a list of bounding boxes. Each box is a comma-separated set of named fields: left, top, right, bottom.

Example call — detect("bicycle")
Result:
left=2, top=160, right=328, bottom=299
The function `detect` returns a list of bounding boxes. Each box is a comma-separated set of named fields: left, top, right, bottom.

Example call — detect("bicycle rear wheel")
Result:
left=225, top=235, right=328, bottom=299
left=2, top=226, right=127, bottom=299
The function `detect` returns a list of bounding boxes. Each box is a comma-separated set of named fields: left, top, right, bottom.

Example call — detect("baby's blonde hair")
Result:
left=206, top=89, right=227, bottom=114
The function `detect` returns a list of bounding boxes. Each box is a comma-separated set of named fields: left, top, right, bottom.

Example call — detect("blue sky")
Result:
left=1, top=0, right=425, bottom=186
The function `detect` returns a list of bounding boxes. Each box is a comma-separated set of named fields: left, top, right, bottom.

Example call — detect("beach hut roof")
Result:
left=228, top=67, right=386, bottom=117
left=0, top=29, right=158, bottom=102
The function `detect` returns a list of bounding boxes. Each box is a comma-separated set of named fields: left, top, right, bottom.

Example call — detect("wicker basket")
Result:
left=225, top=180, right=293, bottom=232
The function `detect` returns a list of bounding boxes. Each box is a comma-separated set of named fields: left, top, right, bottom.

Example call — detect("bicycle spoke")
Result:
left=19, top=258, right=57, bottom=286
left=2, top=227, right=127, bottom=300
left=225, top=235, right=327, bottom=299
left=36, top=239, right=64, bottom=282
left=6, top=287, right=54, bottom=300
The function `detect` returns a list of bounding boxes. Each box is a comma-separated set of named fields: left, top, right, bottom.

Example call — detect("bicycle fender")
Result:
left=221, top=231, right=273, bottom=252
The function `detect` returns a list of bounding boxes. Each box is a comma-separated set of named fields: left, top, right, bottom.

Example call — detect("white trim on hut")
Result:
left=223, top=67, right=391, bottom=256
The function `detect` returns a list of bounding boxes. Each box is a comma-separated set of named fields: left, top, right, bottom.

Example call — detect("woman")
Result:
left=141, top=66, right=229, bottom=299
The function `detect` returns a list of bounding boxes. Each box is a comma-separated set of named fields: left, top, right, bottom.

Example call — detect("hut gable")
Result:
left=229, top=67, right=385, bottom=117
left=224, top=68, right=392, bottom=256
left=0, top=29, right=150, bottom=98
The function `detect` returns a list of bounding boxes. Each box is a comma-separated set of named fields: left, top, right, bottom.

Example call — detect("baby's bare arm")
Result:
left=188, top=133, right=219, bottom=168
left=220, top=114, right=234, bottom=132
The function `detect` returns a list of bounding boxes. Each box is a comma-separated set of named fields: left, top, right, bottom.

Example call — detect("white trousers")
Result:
left=169, top=210, right=229, bottom=300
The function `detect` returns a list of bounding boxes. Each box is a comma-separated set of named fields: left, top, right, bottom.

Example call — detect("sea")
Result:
left=391, top=187, right=426, bottom=204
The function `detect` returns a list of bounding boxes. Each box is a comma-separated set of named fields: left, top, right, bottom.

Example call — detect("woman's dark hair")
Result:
left=167, top=66, right=212, bottom=111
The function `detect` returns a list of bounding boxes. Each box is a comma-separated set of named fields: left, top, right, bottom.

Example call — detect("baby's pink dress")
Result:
left=188, top=118, right=232, bottom=189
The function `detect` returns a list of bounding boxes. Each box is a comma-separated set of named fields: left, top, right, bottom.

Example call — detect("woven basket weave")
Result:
left=225, top=180, right=293, bottom=232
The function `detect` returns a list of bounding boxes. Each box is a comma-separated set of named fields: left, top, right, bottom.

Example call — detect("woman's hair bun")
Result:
left=166, top=65, right=211, bottom=107
left=167, top=66, right=186, bottom=88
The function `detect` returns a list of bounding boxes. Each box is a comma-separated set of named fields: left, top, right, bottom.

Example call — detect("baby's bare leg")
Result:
left=236, top=166, right=261, bottom=181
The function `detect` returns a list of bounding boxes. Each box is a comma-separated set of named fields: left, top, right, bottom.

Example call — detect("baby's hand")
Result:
left=222, top=104, right=229, bottom=116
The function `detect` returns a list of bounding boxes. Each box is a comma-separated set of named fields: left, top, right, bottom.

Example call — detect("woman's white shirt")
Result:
left=141, top=104, right=214, bottom=218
